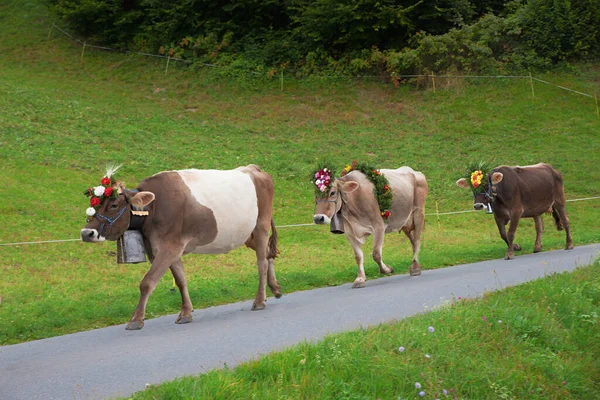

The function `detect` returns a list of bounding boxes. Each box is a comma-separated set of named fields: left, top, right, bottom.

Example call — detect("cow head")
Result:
left=313, top=179, right=359, bottom=224
left=456, top=171, right=503, bottom=212
left=81, top=182, right=155, bottom=242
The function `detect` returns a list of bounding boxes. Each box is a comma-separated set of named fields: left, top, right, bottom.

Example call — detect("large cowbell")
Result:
left=330, top=212, right=344, bottom=234
left=117, top=230, right=147, bottom=263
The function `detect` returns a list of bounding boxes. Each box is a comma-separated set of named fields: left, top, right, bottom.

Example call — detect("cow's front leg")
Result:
left=170, top=260, right=194, bottom=324
left=504, top=214, right=522, bottom=260
left=346, top=235, right=367, bottom=288
left=372, top=229, right=393, bottom=275
left=127, top=251, right=181, bottom=330
left=494, top=214, right=520, bottom=260
left=533, top=215, right=544, bottom=253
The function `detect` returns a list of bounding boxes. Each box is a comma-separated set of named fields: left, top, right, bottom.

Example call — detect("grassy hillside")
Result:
left=1, top=0, right=599, bottom=344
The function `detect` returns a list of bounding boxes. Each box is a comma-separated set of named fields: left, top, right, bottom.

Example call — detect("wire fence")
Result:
left=2, top=196, right=599, bottom=247
left=47, top=22, right=600, bottom=117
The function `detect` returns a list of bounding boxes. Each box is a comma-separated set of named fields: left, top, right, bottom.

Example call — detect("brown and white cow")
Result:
left=313, top=167, right=428, bottom=287
left=456, top=163, right=574, bottom=260
left=81, top=165, right=282, bottom=330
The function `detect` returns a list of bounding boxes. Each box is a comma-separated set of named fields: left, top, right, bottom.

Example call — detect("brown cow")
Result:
left=80, top=165, right=282, bottom=330
left=313, top=167, right=428, bottom=287
left=456, top=163, right=574, bottom=260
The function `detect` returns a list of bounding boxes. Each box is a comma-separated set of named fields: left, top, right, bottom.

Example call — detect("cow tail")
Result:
left=268, top=217, right=280, bottom=259
left=552, top=206, right=564, bottom=231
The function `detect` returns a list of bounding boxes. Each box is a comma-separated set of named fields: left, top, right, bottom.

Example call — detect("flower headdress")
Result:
left=83, top=164, right=121, bottom=217
left=311, top=163, right=334, bottom=198
left=341, top=161, right=393, bottom=219
left=463, top=161, right=491, bottom=194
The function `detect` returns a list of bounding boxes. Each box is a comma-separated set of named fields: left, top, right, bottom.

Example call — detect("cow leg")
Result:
left=494, top=215, right=520, bottom=259
left=248, top=227, right=270, bottom=311
left=127, top=250, right=183, bottom=330
left=372, top=229, right=393, bottom=275
left=346, top=235, right=367, bottom=288
left=554, top=203, right=574, bottom=250
left=504, top=215, right=522, bottom=260
left=533, top=215, right=544, bottom=253
left=267, top=258, right=282, bottom=298
left=407, top=208, right=425, bottom=276
left=171, top=260, right=194, bottom=324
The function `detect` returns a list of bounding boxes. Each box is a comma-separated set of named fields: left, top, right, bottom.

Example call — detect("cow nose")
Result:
left=81, top=229, right=97, bottom=242
left=473, top=203, right=485, bottom=210
left=314, top=215, right=325, bottom=224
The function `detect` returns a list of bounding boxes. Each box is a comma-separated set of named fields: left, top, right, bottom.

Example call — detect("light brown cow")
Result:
left=313, top=167, right=428, bottom=287
left=81, top=165, right=282, bottom=330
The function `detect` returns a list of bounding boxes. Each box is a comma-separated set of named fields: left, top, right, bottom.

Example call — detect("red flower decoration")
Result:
left=90, top=197, right=101, bottom=207
left=382, top=210, right=391, bottom=219
left=104, top=186, right=113, bottom=197
left=384, top=185, right=390, bottom=191
left=101, top=177, right=111, bottom=185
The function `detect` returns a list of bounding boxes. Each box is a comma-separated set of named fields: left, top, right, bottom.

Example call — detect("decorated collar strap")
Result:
left=341, top=161, right=392, bottom=219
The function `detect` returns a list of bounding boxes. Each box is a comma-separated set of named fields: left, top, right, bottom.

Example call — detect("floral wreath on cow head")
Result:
left=311, top=162, right=335, bottom=198
left=462, top=161, right=492, bottom=194
left=83, top=164, right=121, bottom=218
left=341, top=161, right=393, bottom=219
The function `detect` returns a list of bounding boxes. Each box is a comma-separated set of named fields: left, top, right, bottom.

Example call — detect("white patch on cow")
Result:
left=177, top=169, right=258, bottom=254
left=313, top=214, right=331, bottom=224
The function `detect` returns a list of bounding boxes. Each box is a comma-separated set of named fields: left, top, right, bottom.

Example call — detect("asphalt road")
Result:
left=1, top=244, right=599, bottom=400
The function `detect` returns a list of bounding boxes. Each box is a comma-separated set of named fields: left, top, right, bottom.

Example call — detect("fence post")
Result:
left=595, top=93, right=599, bottom=119
left=47, top=22, right=55, bottom=40
left=165, top=56, right=171, bottom=75
left=80, top=41, right=86, bottom=64
left=431, top=74, right=436, bottom=93
left=529, top=73, right=535, bottom=98
left=435, top=201, right=441, bottom=230
left=280, top=69, right=284, bottom=92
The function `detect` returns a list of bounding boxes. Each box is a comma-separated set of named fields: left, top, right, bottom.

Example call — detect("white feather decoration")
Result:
left=105, top=163, right=122, bottom=178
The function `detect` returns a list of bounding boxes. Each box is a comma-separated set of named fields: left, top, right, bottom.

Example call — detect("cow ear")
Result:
left=130, top=191, right=155, bottom=207
left=341, top=181, right=360, bottom=193
left=491, top=172, right=504, bottom=185
left=456, top=178, right=469, bottom=189
left=117, top=181, right=126, bottom=194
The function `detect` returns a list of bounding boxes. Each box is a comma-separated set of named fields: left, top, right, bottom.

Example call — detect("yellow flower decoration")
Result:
left=471, top=170, right=483, bottom=188
left=344, top=165, right=352, bottom=173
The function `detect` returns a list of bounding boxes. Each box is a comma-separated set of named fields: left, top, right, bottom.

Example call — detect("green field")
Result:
left=1, top=0, right=599, bottom=345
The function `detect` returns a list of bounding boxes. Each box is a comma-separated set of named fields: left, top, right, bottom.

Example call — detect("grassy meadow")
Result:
left=1, top=0, right=600, bottom=345
left=129, top=262, right=600, bottom=400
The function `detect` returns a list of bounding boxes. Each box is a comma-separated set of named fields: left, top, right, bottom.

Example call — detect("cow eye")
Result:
left=329, top=190, right=336, bottom=197
left=109, top=203, right=119, bottom=210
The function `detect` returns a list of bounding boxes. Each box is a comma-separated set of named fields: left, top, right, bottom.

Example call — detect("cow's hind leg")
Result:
left=127, top=250, right=183, bottom=330
left=345, top=235, right=367, bottom=288
left=533, top=215, right=544, bottom=253
left=267, top=258, right=282, bottom=298
left=554, top=203, right=574, bottom=250
left=171, top=260, right=194, bottom=324
left=372, top=229, right=393, bottom=275
left=406, top=208, right=425, bottom=276
left=246, top=227, right=270, bottom=311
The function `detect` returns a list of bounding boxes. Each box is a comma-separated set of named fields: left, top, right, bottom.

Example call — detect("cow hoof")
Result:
left=176, top=314, right=193, bottom=324
left=504, top=254, right=514, bottom=260
left=409, top=268, right=422, bottom=277
left=126, top=320, right=144, bottom=330
left=533, top=247, right=542, bottom=253
left=566, top=244, right=574, bottom=250
left=380, top=266, right=394, bottom=275
left=252, top=301, right=266, bottom=311
left=274, top=292, right=283, bottom=299
left=513, top=244, right=521, bottom=251
left=352, top=279, right=366, bottom=289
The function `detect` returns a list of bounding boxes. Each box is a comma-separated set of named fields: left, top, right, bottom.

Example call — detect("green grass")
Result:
left=1, top=0, right=600, bottom=345
left=128, top=262, right=600, bottom=400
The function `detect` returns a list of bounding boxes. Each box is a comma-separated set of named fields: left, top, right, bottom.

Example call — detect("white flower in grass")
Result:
left=415, top=382, right=421, bottom=389
left=94, top=186, right=105, bottom=196
left=86, top=207, right=96, bottom=217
